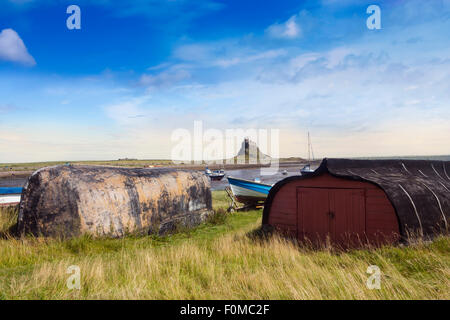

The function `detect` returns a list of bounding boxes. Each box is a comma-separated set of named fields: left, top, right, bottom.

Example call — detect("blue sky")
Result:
left=0, top=0, right=449, bottom=162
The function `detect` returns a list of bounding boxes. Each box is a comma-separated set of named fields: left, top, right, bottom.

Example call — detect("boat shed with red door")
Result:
left=262, top=158, right=450, bottom=246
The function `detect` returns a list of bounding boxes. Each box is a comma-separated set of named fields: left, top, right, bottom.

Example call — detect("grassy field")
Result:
left=0, top=157, right=307, bottom=173
left=0, top=191, right=449, bottom=300
left=0, top=159, right=175, bottom=172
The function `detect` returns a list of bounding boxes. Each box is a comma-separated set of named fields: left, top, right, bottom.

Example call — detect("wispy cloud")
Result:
left=1, top=0, right=450, bottom=161
left=172, top=41, right=288, bottom=70
left=93, top=0, right=450, bottom=158
left=266, top=14, right=302, bottom=39
left=104, top=97, right=150, bottom=126
left=114, top=33, right=450, bottom=157
left=139, top=68, right=191, bottom=89
left=213, top=49, right=287, bottom=68
left=0, top=28, right=35, bottom=66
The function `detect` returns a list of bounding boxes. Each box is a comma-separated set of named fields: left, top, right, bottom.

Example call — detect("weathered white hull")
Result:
left=0, top=195, right=21, bottom=206
left=227, top=177, right=272, bottom=203
left=229, top=184, right=267, bottom=201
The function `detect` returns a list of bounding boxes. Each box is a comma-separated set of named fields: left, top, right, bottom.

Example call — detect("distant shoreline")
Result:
left=1, top=154, right=449, bottom=178
left=0, top=159, right=316, bottom=179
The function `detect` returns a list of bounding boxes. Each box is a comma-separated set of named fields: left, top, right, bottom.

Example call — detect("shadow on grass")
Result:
left=246, top=223, right=450, bottom=255
left=246, top=224, right=275, bottom=242
left=0, top=225, right=18, bottom=239
left=0, top=206, right=234, bottom=244
left=0, top=205, right=19, bottom=239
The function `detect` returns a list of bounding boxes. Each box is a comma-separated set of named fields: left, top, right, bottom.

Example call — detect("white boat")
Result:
left=300, top=164, right=315, bottom=175
left=0, top=187, right=22, bottom=206
left=227, top=176, right=272, bottom=204
left=0, top=195, right=21, bottom=206
left=205, top=167, right=226, bottom=181
left=209, top=169, right=225, bottom=181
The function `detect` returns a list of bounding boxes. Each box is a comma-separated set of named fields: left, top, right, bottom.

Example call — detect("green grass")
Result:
left=0, top=191, right=449, bottom=300
left=0, top=159, right=176, bottom=172
left=0, top=157, right=306, bottom=172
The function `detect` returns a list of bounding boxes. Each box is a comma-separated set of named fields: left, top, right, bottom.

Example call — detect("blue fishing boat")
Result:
left=0, top=187, right=23, bottom=206
left=0, top=187, right=23, bottom=194
left=227, top=177, right=272, bottom=204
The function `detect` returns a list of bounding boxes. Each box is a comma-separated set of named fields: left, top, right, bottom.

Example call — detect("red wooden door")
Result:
left=297, top=188, right=366, bottom=246
left=297, top=188, right=330, bottom=244
left=329, top=189, right=366, bottom=247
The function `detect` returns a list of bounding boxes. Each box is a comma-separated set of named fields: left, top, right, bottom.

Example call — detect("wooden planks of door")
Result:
left=297, top=187, right=366, bottom=247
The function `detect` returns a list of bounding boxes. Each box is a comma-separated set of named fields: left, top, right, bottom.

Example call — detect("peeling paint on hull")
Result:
left=17, top=166, right=213, bottom=238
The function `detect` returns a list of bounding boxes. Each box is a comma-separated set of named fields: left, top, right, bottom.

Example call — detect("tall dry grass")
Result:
left=0, top=196, right=449, bottom=300
left=1, top=232, right=449, bottom=299
left=0, top=205, right=17, bottom=237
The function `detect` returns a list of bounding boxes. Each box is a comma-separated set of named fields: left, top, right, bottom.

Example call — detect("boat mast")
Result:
left=307, top=131, right=315, bottom=162
left=307, top=132, right=311, bottom=162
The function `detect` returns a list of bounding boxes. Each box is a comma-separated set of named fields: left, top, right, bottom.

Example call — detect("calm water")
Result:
left=2, top=155, right=448, bottom=191
left=209, top=163, right=307, bottom=190
left=0, top=176, right=27, bottom=188
left=0, top=163, right=310, bottom=191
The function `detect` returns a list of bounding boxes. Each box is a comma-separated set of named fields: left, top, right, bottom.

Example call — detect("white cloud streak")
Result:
left=266, top=14, right=302, bottom=39
left=0, top=28, right=35, bottom=66
left=2, top=0, right=450, bottom=161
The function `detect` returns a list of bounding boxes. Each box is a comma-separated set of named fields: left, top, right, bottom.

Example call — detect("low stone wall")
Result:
left=17, top=165, right=212, bottom=238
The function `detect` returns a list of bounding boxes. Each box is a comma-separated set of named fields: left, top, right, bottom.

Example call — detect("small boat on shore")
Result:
left=205, top=167, right=225, bottom=181
left=0, top=187, right=22, bottom=207
left=300, top=164, right=315, bottom=176
left=227, top=176, right=272, bottom=204
left=209, top=170, right=225, bottom=181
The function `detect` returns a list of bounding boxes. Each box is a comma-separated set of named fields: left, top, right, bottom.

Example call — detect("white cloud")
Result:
left=139, top=68, right=191, bottom=89
left=121, top=41, right=450, bottom=158
left=173, top=43, right=215, bottom=62
left=213, top=49, right=287, bottom=68
left=0, top=28, right=35, bottom=66
left=172, top=40, right=287, bottom=70
left=104, top=97, right=150, bottom=126
left=2, top=1, right=450, bottom=161
left=266, top=14, right=302, bottom=39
